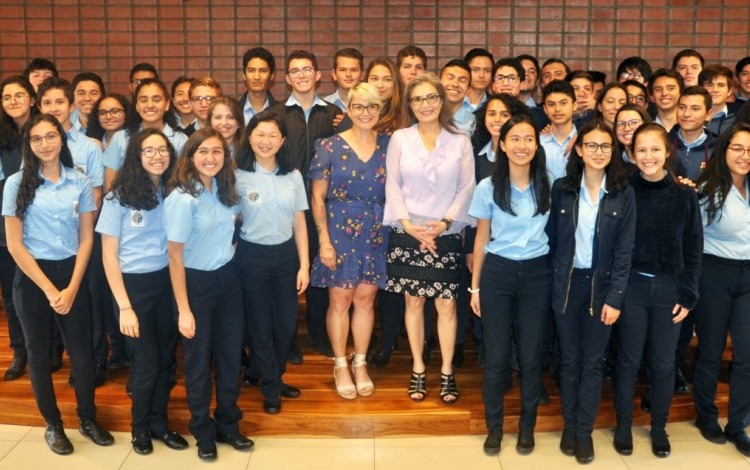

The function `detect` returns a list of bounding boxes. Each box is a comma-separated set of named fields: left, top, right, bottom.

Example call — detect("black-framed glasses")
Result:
left=349, top=103, right=380, bottom=115
left=141, top=146, right=170, bottom=159
left=615, top=119, right=643, bottom=129
left=99, top=108, right=125, bottom=118
left=582, top=142, right=613, bottom=154
left=409, top=93, right=440, bottom=106
left=493, top=74, right=520, bottom=84
left=287, top=67, right=315, bottom=78
left=29, top=132, right=60, bottom=146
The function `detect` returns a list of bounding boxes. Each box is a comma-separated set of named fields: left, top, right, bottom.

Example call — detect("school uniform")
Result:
left=235, top=167, right=308, bottom=403
left=103, top=124, right=187, bottom=172
left=96, top=191, right=176, bottom=438
left=1, top=164, right=98, bottom=426
left=468, top=176, right=551, bottom=434
left=164, top=179, right=243, bottom=447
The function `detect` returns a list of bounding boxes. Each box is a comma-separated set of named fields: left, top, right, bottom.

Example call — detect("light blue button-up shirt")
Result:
left=242, top=94, right=271, bottom=125
left=286, top=94, right=328, bottom=122
left=164, top=179, right=240, bottom=271
left=454, top=97, right=477, bottom=136
left=573, top=174, right=607, bottom=268
left=541, top=127, right=577, bottom=180
left=702, top=182, right=750, bottom=260
left=478, top=140, right=496, bottom=162
left=103, top=123, right=188, bottom=171
left=66, top=125, right=104, bottom=188
left=96, top=192, right=168, bottom=273
left=323, top=90, right=347, bottom=112
left=469, top=176, right=549, bottom=260
left=2, top=164, right=96, bottom=260
left=236, top=166, right=309, bottom=245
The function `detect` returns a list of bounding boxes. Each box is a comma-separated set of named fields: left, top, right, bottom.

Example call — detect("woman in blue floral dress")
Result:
left=309, top=83, right=389, bottom=399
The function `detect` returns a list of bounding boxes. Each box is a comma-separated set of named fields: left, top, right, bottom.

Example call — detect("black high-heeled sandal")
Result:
left=440, top=373, right=459, bottom=404
left=408, top=371, right=427, bottom=402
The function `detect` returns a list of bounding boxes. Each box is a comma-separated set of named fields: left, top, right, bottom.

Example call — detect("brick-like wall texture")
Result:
left=1, top=0, right=749, bottom=98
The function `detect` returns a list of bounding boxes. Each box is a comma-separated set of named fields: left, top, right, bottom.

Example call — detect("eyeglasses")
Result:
left=141, top=146, right=170, bottom=159
left=728, top=145, right=750, bottom=158
left=619, top=72, right=643, bottom=81
left=615, top=119, right=643, bottom=129
left=627, top=94, right=647, bottom=104
left=349, top=103, right=381, bottom=115
left=409, top=93, right=440, bottom=106
left=582, top=142, right=613, bottom=154
left=2, top=93, right=28, bottom=103
left=287, top=67, right=315, bottom=78
left=29, top=132, right=60, bottom=146
left=98, top=108, right=125, bottom=118
left=493, top=74, right=520, bottom=84
left=191, top=96, right=215, bottom=104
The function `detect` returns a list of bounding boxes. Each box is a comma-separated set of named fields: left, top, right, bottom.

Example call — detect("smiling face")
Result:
left=726, top=131, right=750, bottom=183
left=650, top=76, right=681, bottom=113
left=192, top=135, right=225, bottom=186
left=285, top=58, right=321, bottom=95
left=677, top=94, right=708, bottom=133
left=597, top=87, right=627, bottom=128
left=576, top=128, right=613, bottom=172
left=367, top=64, right=395, bottom=102
left=28, top=120, right=62, bottom=167
left=484, top=98, right=511, bottom=139
left=408, top=82, right=442, bottom=125
left=190, top=85, right=217, bottom=122
left=520, top=59, right=539, bottom=94
left=739, top=64, right=750, bottom=97
left=703, top=75, right=732, bottom=109
left=332, top=57, right=362, bottom=93
left=39, top=88, right=73, bottom=129
left=249, top=120, right=285, bottom=164
left=348, top=97, right=380, bottom=132
left=136, top=84, right=169, bottom=126
left=2, top=83, right=34, bottom=125
left=210, top=103, right=239, bottom=144
left=543, top=92, right=575, bottom=126
left=492, top=65, right=522, bottom=96
left=541, top=62, right=567, bottom=87
left=500, top=121, right=537, bottom=170
left=399, top=55, right=426, bottom=86
left=98, top=97, right=126, bottom=134
left=633, top=129, right=669, bottom=182
left=173, top=81, right=193, bottom=116
left=73, top=80, right=102, bottom=118
left=140, top=133, right=170, bottom=180
left=440, top=65, right=470, bottom=106
left=614, top=110, right=644, bottom=148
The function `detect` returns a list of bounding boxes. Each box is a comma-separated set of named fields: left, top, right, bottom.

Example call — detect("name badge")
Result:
left=246, top=189, right=261, bottom=205
left=130, top=210, right=145, bottom=227
left=74, top=164, right=88, bottom=175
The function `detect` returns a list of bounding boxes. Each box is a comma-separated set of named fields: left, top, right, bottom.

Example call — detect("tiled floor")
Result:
left=0, top=420, right=748, bottom=469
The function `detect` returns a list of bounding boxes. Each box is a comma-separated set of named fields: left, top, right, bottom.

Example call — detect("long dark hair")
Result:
left=697, top=123, right=750, bottom=225
left=108, top=129, right=176, bottom=211
left=86, top=93, right=134, bottom=142
left=365, top=57, right=403, bottom=134
left=126, top=79, right=179, bottom=135
left=235, top=115, right=293, bottom=175
left=565, top=119, right=629, bottom=192
left=491, top=115, right=550, bottom=216
left=167, top=127, right=239, bottom=207
left=0, top=76, right=37, bottom=151
left=15, top=114, right=74, bottom=218
left=471, top=93, right=530, bottom=153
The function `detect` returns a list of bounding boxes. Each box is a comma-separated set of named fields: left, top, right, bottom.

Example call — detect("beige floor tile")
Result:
left=250, top=444, right=373, bottom=470
left=21, top=425, right=131, bottom=445
left=120, top=442, right=252, bottom=469
left=0, top=441, right=18, bottom=461
left=497, top=431, right=628, bottom=470
left=375, top=445, right=499, bottom=470
left=0, top=424, right=31, bottom=441
left=374, top=434, right=483, bottom=447
left=256, top=436, right=373, bottom=448
left=630, top=421, right=705, bottom=442
left=0, top=441, right=131, bottom=470
left=621, top=438, right=750, bottom=469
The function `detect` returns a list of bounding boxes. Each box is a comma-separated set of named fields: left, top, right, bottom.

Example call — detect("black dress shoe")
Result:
left=150, top=431, right=189, bottom=450
left=674, top=367, right=689, bottom=394
left=575, top=435, right=595, bottom=464
left=281, top=384, right=301, bottom=399
left=45, top=422, right=73, bottom=455
left=4, top=355, right=27, bottom=381
left=79, top=419, right=115, bottom=446
left=538, top=384, right=550, bottom=406
left=559, top=429, right=575, bottom=456
left=369, top=350, right=392, bottom=368
left=452, top=343, right=465, bottom=368
left=94, top=365, right=106, bottom=388
left=241, top=373, right=260, bottom=386
left=695, top=419, right=727, bottom=444
left=725, top=430, right=750, bottom=456
left=613, top=425, right=633, bottom=455
left=516, top=428, right=535, bottom=455
left=640, top=390, right=652, bottom=413
left=483, top=428, right=502, bottom=455
left=288, top=338, right=304, bottom=364
left=106, top=353, right=129, bottom=370
left=131, top=434, right=153, bottom=455
left=216, top=432, right=254, bottom=451
left=264, top=399, right=281, bottom=414
left=197, top=442, right=218, bottom=460
left=50, top=348, right=64, bottom=373
left=650, top=429, right=671, bottom=458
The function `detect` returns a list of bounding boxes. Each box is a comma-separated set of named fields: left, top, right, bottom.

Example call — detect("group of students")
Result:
left=0, top=44, right=749, bottom=464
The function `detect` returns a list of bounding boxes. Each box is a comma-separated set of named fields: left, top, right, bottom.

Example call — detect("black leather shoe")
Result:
left=483, top=428, right=502, bottom=455
left=216, top=432, right=254, bottom=451
left=264, top=399, right=281, bottom=414
left=674, top=367, right=689, bottom=394
left=79, top=419, right=114, bottom=446
left=94, top=365, right=106, bottom=388
left=452, top=343, right=465, bottom=368
left=4, top=355, right=27, bottom=381
left=516, top=428, right=535, bottom=455
left=695, top=419, right=726, bottom=444
left=281, top=384, right=301, bottom=399
left=369, top=350, right=392, bottom=368
left=725, top=430, right=750, bottom=456
left=131, top=434, right=153, bottom=455
left=241, top=373, right=260, bottom=386
left=650, top=429, right=671, bottom=458
left=150, top=431, right=189, bottom=450
left=106, top=353, right=129, bottom=370
left=422, top=336, right=436, bottom=365
left=613, top=425, right=633, bottom=455
left=50, top=347, right=64, bottom=373
left=306, top=330, right=334, bottom=358
left=640, top=390, right=652, bottom=413
left=538, top=384, right=550, bottom=406
left=288, top=338, right=304, bottom=364
left=559, top=429, right=575, bottom=456
left=575, top=435, right=595, bottom=464
left=45, top=422, right=73, bottom=455
left=197, top=442, right=217, bottom=460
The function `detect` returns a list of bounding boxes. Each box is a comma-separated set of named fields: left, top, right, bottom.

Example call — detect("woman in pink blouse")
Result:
left=383, top=73, right=475, bottom=404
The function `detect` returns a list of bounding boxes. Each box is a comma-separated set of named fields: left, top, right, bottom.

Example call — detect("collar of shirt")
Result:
left=244, top=93, right=270, bottom=116
left=677, top=128, right=708, bottom=149
left=540, top=127, right=577, bottom=147
left=479, top=140, right=496, bottom=162
left=323, top=90, right=347, bottom=111
left=579, top=172, right=608, bottom=205
left=66, top=125, right=81, bottom=142
left=285, top=93, right=327, bottom=109
left=525, top=96, right=537, bottom=108
left=713, top=105, right=728, bottom=119
left=253, top=162, right=279, bottom=175
left=38, top=163, right=74, bottom=186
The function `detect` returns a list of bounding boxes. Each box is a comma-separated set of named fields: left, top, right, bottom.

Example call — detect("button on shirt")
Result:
left=2, top=165, right=96, bottom=260
left=702, top=182, right=750, bottom=260
left=164, top=179, right=240, bottom=271
left=95, top=192, right=168, bottom=273
left=540, top=127, right=577, bottom=181
left=574, top=174, right=607, bottom=268
left=103, top=123, right=187, bottom=171
left=285, top=94, right=329, bottom=122
left=66, top=125, right=104, bottom=188
left=236, top=166, right=309, bottom=245
left=468, top=176, right=549, bottom=260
